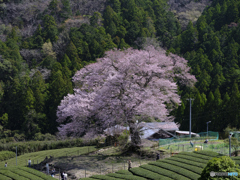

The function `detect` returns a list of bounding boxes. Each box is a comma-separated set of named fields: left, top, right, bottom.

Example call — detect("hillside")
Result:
left=0, top=0, right=240, bottom=140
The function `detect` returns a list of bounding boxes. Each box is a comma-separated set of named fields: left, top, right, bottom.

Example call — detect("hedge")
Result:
left=178, top=152, right=213, bottom=160
left=18, top=167, right=56, bottom=180
left=193, top=151, right=222, bottom=157
left=130, top=167, right=172, bottom=180
left=170, top=157, right=206, bottom=168
left=10, top=168, right=43, bottom=180
left=0, top=173, right=11, bottom=180
left=91, top=175, right=123, bottom=180
left=107, top=173, right=146, bottom=180
left=150, top=161, right=200, bottom=180
left=174, top=154, right=209, bottom=164
left=115, top=170, right=133, bottom=175
left=161, top=159, right=203, bottom=174
left=0, top=170, right=28, bottom=180
left=0, top=138, right=98, bottom=155
left=140, top=164, right=188, bottom=180
left=0, top=151, right=16, bottom=162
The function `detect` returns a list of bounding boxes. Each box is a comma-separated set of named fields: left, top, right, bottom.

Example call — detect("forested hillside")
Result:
left=172, top=0, right=240, bottom=133
left=0, top=0, right=239, bottom=141
left=0, top=0, right=182, bottom=140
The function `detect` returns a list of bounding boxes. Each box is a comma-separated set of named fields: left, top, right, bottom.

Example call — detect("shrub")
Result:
left=200, top=156, right=240, bottom=180
left=0, top=151, right=15, bottom=161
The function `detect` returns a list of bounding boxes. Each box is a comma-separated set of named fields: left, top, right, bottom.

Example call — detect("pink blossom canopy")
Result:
left=57, top=46, right=196, bottom=137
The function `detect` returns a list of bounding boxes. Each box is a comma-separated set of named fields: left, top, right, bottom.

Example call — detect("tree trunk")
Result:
left=129, top=123, right=141, bottom=150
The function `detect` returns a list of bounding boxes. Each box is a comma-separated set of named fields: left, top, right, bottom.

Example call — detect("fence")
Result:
left=75, top=152, right=171, bottom=179
left=159, top=131, right=219, bottom=146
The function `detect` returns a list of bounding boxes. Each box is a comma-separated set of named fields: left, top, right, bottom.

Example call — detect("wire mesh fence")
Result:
left=76, top=152, right=172, bottom=179
left=159, top=131, right=219, bottom=146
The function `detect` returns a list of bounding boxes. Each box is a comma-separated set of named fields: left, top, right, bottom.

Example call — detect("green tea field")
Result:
left=0, top=166, right=55, bottom=180
left=1, top=146, right=96, bottom=167
left=80, top=151, right=226, bottom=180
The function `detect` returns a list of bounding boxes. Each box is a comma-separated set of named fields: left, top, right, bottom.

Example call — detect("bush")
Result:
left=200, top=156, right=240, bottom=180
left=0, top=151, right=15, bottom=161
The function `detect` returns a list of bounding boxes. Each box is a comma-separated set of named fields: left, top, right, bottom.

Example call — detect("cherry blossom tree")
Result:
left=57, top=46, right=196, bottom=147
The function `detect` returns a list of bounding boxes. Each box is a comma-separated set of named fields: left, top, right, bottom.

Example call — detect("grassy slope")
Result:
left=1, top=146, right=96, bottom=167
left=80, top=151, right=227, bottom=180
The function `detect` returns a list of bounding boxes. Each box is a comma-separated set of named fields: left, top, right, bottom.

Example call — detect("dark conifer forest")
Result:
left=0, top=0, right=239, bottom=140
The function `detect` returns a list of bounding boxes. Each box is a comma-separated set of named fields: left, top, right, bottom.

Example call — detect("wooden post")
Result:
left=112, top=164, right=113, bottom=173
left=59, top=169, right=60, bottom=180
left=124, top=162, right=125, bottom=170
left=85, top=167, right=86, bottom=177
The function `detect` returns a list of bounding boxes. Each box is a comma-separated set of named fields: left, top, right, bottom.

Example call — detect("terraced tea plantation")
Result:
left=0, top=166, right=55, bottom=180
left=1, top=146, right=96, bottom=167
left=81, top=151, right=224, bottom=180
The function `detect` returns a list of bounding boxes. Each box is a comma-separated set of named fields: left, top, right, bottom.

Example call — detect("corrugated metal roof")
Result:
left=140, top=122, right=179, bottom=139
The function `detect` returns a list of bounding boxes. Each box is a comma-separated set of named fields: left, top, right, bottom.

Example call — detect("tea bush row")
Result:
left=0, top=173, right=11, bottom=180
left=170, top=157, right=206, bottom=168
left=0, top=151, right=15, bottom=161
left=193, top=151, right=222, bottom=157
left=9, top=168, right=43, bottom=180
left=174, top=154, right=209, bottom=164
left=115, top=170, right=132, bottom=175
left=107, top=173, right=146, bottom=180
left=140, top=164, right=188, bottom=180
left=18, top=167, right=55, bottom=179
left=130, top=167, right=172, bottom=180
left=91, top=174, right=123, bottom=180
left=179, top=152, right=213, bottom=160
left=161, top=159, right=203, bottom=174
left=0, top=170, right=27, bottom=180
left=4, top=146, right=96, bottom=167
left=150, top=161, right=200, bottom=180
left=0, top=138, right=99, bottom=155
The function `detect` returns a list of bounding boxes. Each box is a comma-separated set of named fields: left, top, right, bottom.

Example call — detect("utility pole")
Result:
left=16, top=146, right=17, bottom=166
left=187, top=98, right=194, bottom=138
